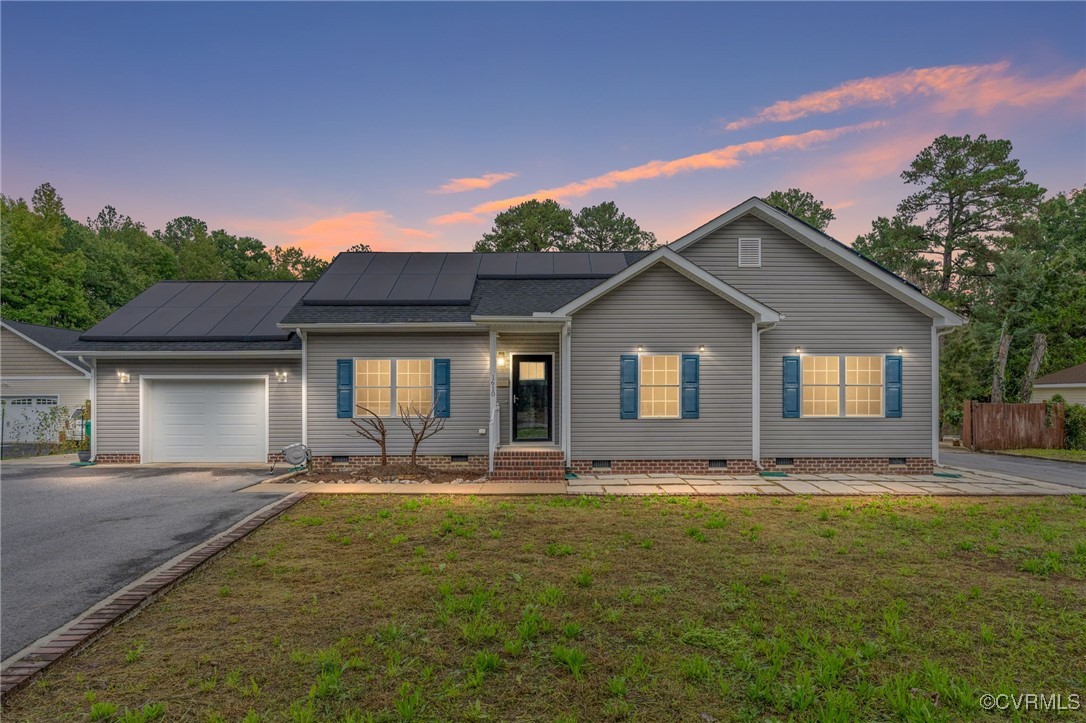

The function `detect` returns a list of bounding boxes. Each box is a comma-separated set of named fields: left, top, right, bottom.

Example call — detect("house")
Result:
left=1, top=319, right=91, bottom=444
left=59, top=198, right=963, bottom=476
left=1030, top=362, right=1086, bottom=405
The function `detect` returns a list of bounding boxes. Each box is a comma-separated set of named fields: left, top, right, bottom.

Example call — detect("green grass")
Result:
left=5, top=495, right=1086, bottom=721
left=1003, top=448, right=1086, bottom=462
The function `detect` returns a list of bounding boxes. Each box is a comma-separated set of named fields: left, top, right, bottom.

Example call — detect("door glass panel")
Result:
left=514, top=358, right=550, bottom=441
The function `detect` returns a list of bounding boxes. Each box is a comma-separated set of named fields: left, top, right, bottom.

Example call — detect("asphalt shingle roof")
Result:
left=1035, top=362, right=1086, bottom=386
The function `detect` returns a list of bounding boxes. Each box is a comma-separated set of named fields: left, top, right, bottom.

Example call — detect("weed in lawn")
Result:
left=639, top=538, right=654, bottom=549
left=552, top=645, right=588, bottom=681
left=472, top=650, right=500, bottom=675
left=537, top=585, right=563, bottom=607
left=1021, top=551, right=1063, bottom=575
left=561, top=622, right=582, bottom=639
left=607, top=675, right=627, bottom=697
left=545, top=542, right=574, bottom=557
left=785, top=668, right=815, bottom=711
left=293, top=516, right=324, bottom=527
left=517, top=607, right=545, bottom=641
left=680, top=654, right=713, bottom=682
left=685, top=527, right=707, bottom=543
left=390, top=533, right=408, bottom=545
left=503, top=638, right=523, bottom=656
left=89, top=702, right=117, bottom=721
left=218, top=585, right=231, bottom=598
left=704, top=514, right=728, bottom=529
left=574, top=569, right=593, bottom=587
left=123, top=641, right=144, bottom=664
left=461, top=613, right=500, bottom=644
left=394, top=682, right=424, bottom=721
left=376, top=509, right=391, bottom=520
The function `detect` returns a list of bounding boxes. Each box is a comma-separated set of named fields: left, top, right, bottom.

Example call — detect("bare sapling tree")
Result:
left=350, top=404, right=389, bottom=466
left=399, top=402, right=446, bottom=466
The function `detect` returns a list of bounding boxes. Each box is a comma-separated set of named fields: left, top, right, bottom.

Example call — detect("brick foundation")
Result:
left=492, top=448, right=566, bottom=480
left=571, top=459, right=758, bottom=476
left=571, top=457, right=933, bottom=475
left=94, top=453, right=141, bottom=464
left=309, top=454, right=488, bottom=475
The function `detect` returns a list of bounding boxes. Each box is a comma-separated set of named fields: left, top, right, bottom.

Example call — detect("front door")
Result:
left=512, top=355, right=552, bottom=442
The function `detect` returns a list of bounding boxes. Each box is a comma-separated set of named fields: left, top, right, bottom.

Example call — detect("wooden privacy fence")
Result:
left=962, top=401, right=1065, bottom=451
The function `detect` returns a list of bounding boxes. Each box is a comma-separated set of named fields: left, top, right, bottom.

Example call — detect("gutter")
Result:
left=58, top=350, right=302, bottom=359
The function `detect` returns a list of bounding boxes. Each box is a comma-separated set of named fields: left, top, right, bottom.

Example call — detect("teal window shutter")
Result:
left=336, top=359, right=353, bottom=418
left=433, top=358, right=451, bottom=418
left=885, top=355, right=902, bottom=418
left=782, top=356, right=800, bottom=418
left=620, top=355, right=638, bottom=419
left=681, top=354, right=700, bottom=419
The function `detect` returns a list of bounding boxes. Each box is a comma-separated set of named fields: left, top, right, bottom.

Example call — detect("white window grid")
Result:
left=801, top=355, right=886, bottom=418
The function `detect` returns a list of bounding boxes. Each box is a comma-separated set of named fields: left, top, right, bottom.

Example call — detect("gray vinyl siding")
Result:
left=569, top=264, right=753, bottom=459
left=0, top=328, right=87, bottom=378
left=498, top=333, right=561, bottom=446
left=680, top=215, right=934, bottom=457
left=306, top=333, right=490, bottom=456
left=0, top=378, right=90, bottom=412
left=95, top=359, right=302, bottom=456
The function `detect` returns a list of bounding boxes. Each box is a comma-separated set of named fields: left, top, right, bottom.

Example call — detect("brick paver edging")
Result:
left=0, top=492, right=308, bottom=699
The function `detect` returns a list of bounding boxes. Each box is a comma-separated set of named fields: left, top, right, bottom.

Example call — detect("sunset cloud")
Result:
left=227, top=211, right=442, bottom=259
left=725, top=62, right=1086, bottom=130
left=431, top=122, right=883, bottom=224
left=431, top=172, right=518, bottom=194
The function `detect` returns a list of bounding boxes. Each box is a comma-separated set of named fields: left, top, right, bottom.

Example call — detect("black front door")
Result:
left=512, top=355, right=552, bottom=442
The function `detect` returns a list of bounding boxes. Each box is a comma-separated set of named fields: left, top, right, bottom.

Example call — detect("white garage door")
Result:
left=145, top=379, right=267, bottom=463
left=2, top=396, right=60, bottom=443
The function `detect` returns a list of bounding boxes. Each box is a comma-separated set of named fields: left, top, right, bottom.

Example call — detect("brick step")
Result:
left=491, top=449, right=565, bottom=480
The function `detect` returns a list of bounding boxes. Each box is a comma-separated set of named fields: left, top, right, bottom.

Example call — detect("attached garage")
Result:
left=143, top=378, right=268, bottom=463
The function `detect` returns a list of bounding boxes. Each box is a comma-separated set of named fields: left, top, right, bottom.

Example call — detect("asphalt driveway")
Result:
left=941, top=447, right=1086, bottom=489
left=1, top=457, right=289, bottom=660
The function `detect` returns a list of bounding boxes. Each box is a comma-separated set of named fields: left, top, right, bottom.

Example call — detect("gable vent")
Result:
left=738, top=237, right=762, bottom=268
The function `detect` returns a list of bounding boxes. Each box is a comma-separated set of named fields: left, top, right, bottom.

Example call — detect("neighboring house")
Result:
left=60, top=198, right=963, bottom=476
left=1, top=319, right=91, bottom=444
left=1030, top=362, right=1086, bottom=405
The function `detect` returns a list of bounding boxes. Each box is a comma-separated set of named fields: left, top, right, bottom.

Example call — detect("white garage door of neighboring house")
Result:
left=145, top=379, right=267, bottom=463
left=2, top=396, right=60, bottom=443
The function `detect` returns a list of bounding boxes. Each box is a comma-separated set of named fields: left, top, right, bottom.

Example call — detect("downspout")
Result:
left=298, top=328, right=308, bottom=448
left=752, top=321, right=778, bottom=470
left=81, top=356, right=97, bottom=461
left=561, top=320, right=572, bottom=469
left=933, top=324, right=956, bottom=467
left=488, top=330, right=498, bottom=473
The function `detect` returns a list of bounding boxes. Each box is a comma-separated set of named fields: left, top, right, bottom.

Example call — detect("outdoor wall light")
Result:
left=497, top=351, right=507, bottom=368
left=117, top=371, right=130, bottom=383
left=637, top=345, right=644, bottom=352
left=699, top=345, right=706, bottom=352
left=794, top=346, right=802, bottom=354
left=276, top=371, right=289, bottom=383
left=897, top=346, right=904, bottom=354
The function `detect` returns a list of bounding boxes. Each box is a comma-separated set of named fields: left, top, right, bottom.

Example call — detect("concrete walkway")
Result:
left=243, top=466, right=1083, bottom=496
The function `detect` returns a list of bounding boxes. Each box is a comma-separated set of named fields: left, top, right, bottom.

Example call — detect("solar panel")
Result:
left=239, top=282, right=291, bottom=306
left=206, top=306, right=268, bottom=337
left=165, top=283, right=222, bottom=308
left=346, top=274, right=398, bottom=302
left=589, top=253, right=630, bottom=275
left=428, top=274, right=477, bottom=304
left=552, top=253, right=592, bottom=277
left=163, top=306, right=234, bottom=337
left=403, top=253, right=446, bottom=275
left=305, top=273, right=358, bottom=302
left=387, top=274, right=438, bottom=302
left=325, top=253, right=374, bottom=275
left=251, top=304, right=298, bottom=337
left=81, top=305, right=157, bottom=338
left=514, top=253, right=554, bottom=277
left=477, top=253, right=518, bottom=277
left=205, top=282, right=261, bottom=307
left=125, top=307, right=196, bottom=337
left=364, top=253, right=411, bottom=275
left=127, top=283, right=188, bottom=308
left=439, top=253, right=482, bottom=275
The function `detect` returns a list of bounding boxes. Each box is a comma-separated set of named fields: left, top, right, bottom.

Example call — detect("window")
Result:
left=396, top=359, right=433, bottom=414
left=738, top=237, right=762, bottom=267
left=353, top=359, right=433, bottom=417
left=639, top=354, right=679, bottom=418
left=518, top=361, right=546, bottom=381
left=801, top=355, right=885, bottom=418
left=354, top=359, right=391, bottom=416
left=845, top=356, right=883, bottom=417
left=801, top=356, right=840, bottom=417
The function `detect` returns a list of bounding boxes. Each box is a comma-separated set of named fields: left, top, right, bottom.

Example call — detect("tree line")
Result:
left=1, top=184, right=330, bottom=329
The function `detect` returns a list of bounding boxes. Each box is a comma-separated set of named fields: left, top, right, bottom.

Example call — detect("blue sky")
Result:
left=3, top=2, right=1083, bottom=257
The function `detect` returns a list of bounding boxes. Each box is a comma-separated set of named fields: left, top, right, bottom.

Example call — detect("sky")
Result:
left=2, top=2, right=1084, bottom=259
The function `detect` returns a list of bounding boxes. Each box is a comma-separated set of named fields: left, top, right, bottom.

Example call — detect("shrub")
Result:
left=1063, top=402, right=1086, bottom=450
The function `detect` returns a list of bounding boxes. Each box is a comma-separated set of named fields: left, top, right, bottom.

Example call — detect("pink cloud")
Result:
left=725, top=62, right=1086, bottom=130
left=429, top=210, right=488, bottom=226
left=225, top=211, right=446, bottom=259
left=431, top=172, right=518, bottom=194
left=432, top=122, right=882, bottom=224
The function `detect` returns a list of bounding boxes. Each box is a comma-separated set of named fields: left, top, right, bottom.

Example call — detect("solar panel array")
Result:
left=80, top=282, right=311, bottom=341
left=303, top=252, right=633, bottom=305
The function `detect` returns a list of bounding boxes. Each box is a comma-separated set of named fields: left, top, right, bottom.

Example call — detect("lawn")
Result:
left=1004, top=448, right=1086, bottom=463
left=6, top=495, right=1086, bottom=722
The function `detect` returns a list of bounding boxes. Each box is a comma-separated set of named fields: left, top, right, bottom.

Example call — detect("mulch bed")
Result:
left=280, top=463, right=486, bottom=485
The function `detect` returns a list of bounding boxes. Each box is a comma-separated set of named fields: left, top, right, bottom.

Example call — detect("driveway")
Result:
left=0, top=457, right=289, bottom=660
left=940, top=448, right=1086, bottom=490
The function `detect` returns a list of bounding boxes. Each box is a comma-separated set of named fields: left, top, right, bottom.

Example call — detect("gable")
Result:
left=679, top=215, right=935, bottom=326
left=0, top=327, right=87, bottom=377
